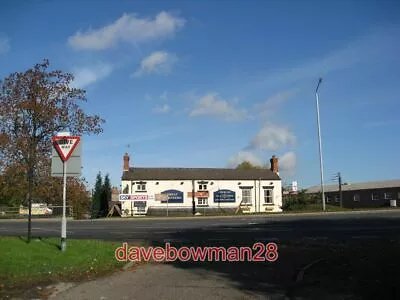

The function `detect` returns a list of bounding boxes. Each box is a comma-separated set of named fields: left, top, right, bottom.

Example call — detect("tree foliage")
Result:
left=236, top=161, right=263, bottom=170
left=91, top=173, right=112, bottom=218
left=101, top=174, right=111, bottom=217
left=91, top=172, right=103, bottom=219
left=0, top=59, right=104, bottom=240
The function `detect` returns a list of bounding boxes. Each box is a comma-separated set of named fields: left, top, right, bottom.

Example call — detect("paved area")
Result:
left=51, top=263, right=284, bottom=300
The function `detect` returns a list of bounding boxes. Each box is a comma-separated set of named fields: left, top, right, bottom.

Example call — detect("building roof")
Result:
left=305, top=179, right=400, bottom=193
left=122, top=167, right=280, bottom=181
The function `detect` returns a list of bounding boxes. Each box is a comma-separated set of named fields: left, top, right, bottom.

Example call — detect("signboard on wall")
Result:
left=119, top=194, right=148, bottom=201
left=161, top=190, right=184, bottom=203
left=155, top=194, right=169, bottom=201
left=214, top=190, right=236, bottom=203
left=187, top=191, right=209, bottom=198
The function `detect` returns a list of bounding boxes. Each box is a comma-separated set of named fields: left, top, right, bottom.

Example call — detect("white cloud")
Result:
left=68, top=11, right=185, bottom=50
left=280, top=151, right=297, bottom=176
left=227, top=151, right=262, bottom=168
left=256, top=89, right=298, bottom=117
left=189, top=93, right=248, bottom=121
left=160, top=91, right=168, bottom=100
left=0, top=34, right=10, bottom=55
left=248, top=123, right=296, bottom=151
left=133, top=51, right=177, bottom=77
left=152, top=104, right=170, bottom=114
left=71, top=62, right=113, bottom=88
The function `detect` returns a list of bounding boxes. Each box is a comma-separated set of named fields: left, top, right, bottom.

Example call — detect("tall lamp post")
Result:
left=315, top=78, right=326, bottom=211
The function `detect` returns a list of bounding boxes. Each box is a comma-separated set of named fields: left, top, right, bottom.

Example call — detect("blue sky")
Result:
left=1, top=0, right=399, bottom=190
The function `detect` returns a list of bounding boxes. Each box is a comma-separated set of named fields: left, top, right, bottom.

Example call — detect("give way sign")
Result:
left=51, top=136, right=80, bottom=161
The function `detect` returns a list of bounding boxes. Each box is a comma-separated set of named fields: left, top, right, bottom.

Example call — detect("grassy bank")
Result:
left=0, top=237, right=125, bottom=288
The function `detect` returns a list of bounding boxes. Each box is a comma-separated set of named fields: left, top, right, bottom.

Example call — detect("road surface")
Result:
left=1, top=211, right=400, bottom=299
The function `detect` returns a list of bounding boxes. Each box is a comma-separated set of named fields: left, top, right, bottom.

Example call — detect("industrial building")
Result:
left=305, top=180, right=400, bottom=208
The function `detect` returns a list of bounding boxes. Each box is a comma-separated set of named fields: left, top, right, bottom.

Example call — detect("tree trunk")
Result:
left=27, top=166, right=33, bottom=243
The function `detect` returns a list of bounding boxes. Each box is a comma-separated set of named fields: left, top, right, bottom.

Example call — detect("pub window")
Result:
left=353, top=194, right=360, bottom=201
left=242, top=188, right=252, bottom=204
left=199, top=184, right=207, bottom=190
left=123, top=184, right=129, bottom=194
left=136, top=183, right=146, bottom=192
left=264, top=189, right=273, bottom=204
left=325, top=195, right=331, bottom=203
left=335, top=195, right=339, bottom=202
left=384, top=192, right=392, bottom=200
left=197, top=198, right=208, bottom=206
left=371, top=192, right=379, bottom=200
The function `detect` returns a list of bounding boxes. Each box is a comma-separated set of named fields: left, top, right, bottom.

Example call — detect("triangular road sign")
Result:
left=52, top=136, right=80, bottom=161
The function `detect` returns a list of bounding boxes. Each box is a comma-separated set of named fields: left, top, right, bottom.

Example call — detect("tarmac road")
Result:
left=1, top=210, right=400, bottom=244
left=2, top=210, right=400, bottom=299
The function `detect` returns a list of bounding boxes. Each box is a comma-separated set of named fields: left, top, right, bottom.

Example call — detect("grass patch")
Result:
left=0, top=236, right=125, bottom=288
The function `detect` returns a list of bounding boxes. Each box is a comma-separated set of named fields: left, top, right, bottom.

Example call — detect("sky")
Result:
left=0, top=0, right=399, bottom=190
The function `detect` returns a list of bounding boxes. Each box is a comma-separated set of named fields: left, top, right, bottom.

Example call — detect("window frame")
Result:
left=241, top=188, right=252, bottom=205
left=353, top=194, right=360, bottom=202
left=384, top=192, right=392, bottom=200
left=371, top=192, right=379, bottom=201
left=197, top=197, right=208, bottom=206
left=263, top=188, right=273, bottom=205
left=135, top=182, right=146, bottom=192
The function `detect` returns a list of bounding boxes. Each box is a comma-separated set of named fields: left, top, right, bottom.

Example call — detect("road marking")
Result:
left=32, top=227, right=74, bottom=234
left=254, top=237, right=280, bottom=242
left=351, top=235, right=379, bottom=239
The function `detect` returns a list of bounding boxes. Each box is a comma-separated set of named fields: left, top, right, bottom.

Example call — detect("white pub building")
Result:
left=119, top=153, right=282, bottom=216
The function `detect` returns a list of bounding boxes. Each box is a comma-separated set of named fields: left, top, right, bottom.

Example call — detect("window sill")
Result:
left=197, top=205, right=209, bottom=207
left=263, top=203, right=274, bottom=206
left=136, top=191, right=147, bottom=193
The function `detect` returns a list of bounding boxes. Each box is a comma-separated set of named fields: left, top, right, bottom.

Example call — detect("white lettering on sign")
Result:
left=119, top=194, right=149, bottom=201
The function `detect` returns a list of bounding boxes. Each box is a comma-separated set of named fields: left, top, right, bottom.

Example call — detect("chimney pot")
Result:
left=270, top=155, right=279, bottom=175
left=123, top=153, right=130, bottom=171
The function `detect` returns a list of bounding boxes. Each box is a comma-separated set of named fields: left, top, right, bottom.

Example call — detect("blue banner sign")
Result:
left=161, top=189, right=184, bottom=203
left=214, top=189, right=236, bottom=203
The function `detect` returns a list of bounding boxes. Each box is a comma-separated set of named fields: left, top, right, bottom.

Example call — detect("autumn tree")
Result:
left=67, top=177, right=91, bottom=220
left=0, top=59, right=104, bottom=242
left=236, top=161, right=263, bottom=170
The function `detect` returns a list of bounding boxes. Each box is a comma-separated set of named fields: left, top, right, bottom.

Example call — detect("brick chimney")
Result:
left=123, top=153, right=130, bottom=171
left=270, top=155, right=279, bottom=175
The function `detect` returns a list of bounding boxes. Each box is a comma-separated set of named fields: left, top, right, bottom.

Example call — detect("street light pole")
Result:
left=315, top=78, right=326, bottom=211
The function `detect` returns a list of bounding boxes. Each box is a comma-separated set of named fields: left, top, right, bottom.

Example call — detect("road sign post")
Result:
left=51, top=133, right=80, bottom=252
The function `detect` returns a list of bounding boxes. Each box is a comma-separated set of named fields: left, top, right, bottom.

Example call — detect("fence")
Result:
left=0, top=206, right=72, bottom=219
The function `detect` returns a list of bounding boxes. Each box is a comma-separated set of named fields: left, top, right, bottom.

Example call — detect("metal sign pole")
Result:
left=166, top=195, right=169, bottom=217
left=61, top=159, right=67, bottom=252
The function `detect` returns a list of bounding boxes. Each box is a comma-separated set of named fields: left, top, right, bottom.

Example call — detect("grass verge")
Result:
left=0, top=236, right=125, bottom=289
